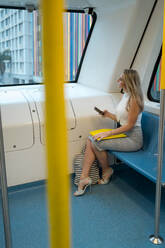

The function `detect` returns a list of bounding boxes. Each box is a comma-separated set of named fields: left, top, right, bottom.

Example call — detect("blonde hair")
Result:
left=123, top=69, right=144, bottom=112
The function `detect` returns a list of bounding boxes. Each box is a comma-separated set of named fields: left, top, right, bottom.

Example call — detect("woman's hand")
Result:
left=102, top=110, right=110, bottom=118
left=102, top=110, right=117, bottom=121
left=93, top=131, right=112, bottom=141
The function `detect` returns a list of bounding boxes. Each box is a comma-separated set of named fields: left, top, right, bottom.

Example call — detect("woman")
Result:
left=74, top=69, right=144, bottom=196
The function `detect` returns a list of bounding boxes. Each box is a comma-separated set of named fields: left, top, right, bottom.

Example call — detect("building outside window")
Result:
left=0, top=9, right=95, bottom=85
left=19, top=23, right=23, bottom=32
left=0, top=9, right=35, bottom=84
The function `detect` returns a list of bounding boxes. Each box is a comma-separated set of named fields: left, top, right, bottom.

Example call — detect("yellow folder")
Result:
left=90, top=129, right=127, bottom=141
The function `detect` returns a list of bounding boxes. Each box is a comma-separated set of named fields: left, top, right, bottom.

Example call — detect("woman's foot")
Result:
left=98, top=167, right=114, bottom=184
left=74, top=177, right=92, bottom=196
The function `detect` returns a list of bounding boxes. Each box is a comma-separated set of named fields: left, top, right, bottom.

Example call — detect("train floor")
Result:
left=0, top=165, right=165, bottom=248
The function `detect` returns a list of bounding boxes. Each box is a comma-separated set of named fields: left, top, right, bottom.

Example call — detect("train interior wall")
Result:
left=0, top=0, right=162, bottom=186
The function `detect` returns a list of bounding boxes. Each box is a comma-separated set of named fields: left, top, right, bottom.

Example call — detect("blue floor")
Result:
left=1, top=165, right=165, bottom=248
left=0, top=183, right=49, bottom=248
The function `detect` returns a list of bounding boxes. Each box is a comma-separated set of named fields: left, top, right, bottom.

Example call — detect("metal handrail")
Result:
left=0, top=107, right=12, bottom=248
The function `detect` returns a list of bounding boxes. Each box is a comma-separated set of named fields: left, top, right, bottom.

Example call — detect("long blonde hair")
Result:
left=123, top=69, right=144, bottom=112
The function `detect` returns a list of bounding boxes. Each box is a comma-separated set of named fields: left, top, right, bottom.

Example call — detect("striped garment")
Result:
left=73, top=149, right=100, bottom=185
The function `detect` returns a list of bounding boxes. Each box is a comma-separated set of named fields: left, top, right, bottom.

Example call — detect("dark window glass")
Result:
left=148, top=50, right=161, bottom=102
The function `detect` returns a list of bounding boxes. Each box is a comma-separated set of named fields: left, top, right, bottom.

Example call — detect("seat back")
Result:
left=141, top=112, right=159, bottom=154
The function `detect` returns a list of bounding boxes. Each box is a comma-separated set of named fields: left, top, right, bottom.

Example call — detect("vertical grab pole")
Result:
left=42, top=0, right=71, bottom=248
left=0, top=108, right=12, bottom=248
left=149, top=90, right=165, bottom=244
left=149, top=0, right=165, bottom=245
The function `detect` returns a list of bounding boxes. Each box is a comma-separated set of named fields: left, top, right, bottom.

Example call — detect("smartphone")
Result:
left=94, top=106, right=104, bottom=115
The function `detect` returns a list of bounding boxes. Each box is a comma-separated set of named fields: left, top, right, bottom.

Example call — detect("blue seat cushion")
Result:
left=110, top=150, right=162, bottom=183
left=108, top=112, right=165, bottom=185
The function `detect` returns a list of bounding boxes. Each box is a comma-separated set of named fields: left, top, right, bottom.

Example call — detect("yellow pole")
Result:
left=161, top=0, right=165, bottom=89
left=42, top=0, right=70, bottom=247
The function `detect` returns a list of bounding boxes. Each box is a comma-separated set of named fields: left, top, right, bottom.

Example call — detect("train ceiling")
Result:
left=0, top=0, right=38, bottom=8
left=0, top=0, right=136, bottom=11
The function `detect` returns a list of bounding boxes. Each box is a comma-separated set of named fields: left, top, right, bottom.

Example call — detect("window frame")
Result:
left=0, top=6, right=97, bottom=87
left=147, top=47, right=162, bottom=103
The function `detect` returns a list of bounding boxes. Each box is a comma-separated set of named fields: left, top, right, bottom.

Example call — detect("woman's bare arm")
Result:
left=93, top=98, right=140, bottom=141
left=108, top=98, right=140, bottom=135
left=103, top=110, right=117, bottom=121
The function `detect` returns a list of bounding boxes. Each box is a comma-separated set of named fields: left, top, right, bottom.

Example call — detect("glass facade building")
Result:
left=0, top=9, right=41, bottom=85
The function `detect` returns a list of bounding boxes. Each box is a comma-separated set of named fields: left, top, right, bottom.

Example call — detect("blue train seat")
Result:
left=109, top=112, right=165, bottom=185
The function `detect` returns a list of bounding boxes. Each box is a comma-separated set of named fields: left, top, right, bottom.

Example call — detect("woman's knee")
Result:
left=87, top=137, right=101, bottom=152
left=91, top=141, right=100, bottom=153
left=87, top=138, right=97, bottom=151
left=86, top=138, right=93, bottom=149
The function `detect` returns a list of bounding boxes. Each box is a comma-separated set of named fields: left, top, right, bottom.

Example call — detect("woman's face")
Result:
left=117, top=74, right=126, bottom=90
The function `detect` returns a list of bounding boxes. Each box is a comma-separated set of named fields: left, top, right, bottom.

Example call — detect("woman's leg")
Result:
left=74, top=139, right=112, bottom=195
left=74, top=139, right=96, bottom=195
left=80, top=138, right=96, bottom=179
left=91, top=144, right=113, bottom=179
left=81, top=138, right=112, bottom=181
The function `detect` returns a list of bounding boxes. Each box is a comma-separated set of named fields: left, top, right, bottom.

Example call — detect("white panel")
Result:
left=78, top=0, right=155, bottom=92
left=28, top=87, right=76, bottom=145
left=0, top=84, right=120, bottom=185
left=144, top=100, right=160, bottom=115
left=64, top=84, right=119, bottom=172
left=65, top=84, right=118, bottom=143
left=28, top=88, right=45, bottom=144
left=65, top=99, right=76, bottom=130
left=132, top=0, right=163, bottom=100
left=0, top=90, right=34, bottom=152
left=6, top=143, right=46, bottom=187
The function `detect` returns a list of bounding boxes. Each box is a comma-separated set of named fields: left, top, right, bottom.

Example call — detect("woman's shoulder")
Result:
left=129, top=96, right=141, bottom=112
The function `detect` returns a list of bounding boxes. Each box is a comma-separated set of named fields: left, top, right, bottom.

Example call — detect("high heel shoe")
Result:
left=98, top=168, right=114, bottom=185
left=74, top=177, right=92, bottom=196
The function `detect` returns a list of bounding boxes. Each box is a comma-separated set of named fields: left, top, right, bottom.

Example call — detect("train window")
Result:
left=148, top=48, right=161, bottom=102
left=0, top=8, right=96, bottom=86
left=0, top=8, right=42, bottom=86
left=64, top=11, right=96, bottom=82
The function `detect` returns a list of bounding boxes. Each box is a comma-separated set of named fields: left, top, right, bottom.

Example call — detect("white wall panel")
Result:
left=132, top=0, right=163, bottom=105
left=0, top=90, right=34, bottom=152
left=0, top=84, right=119, bottom=183
left=78, top=0, right=155, bottom=92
